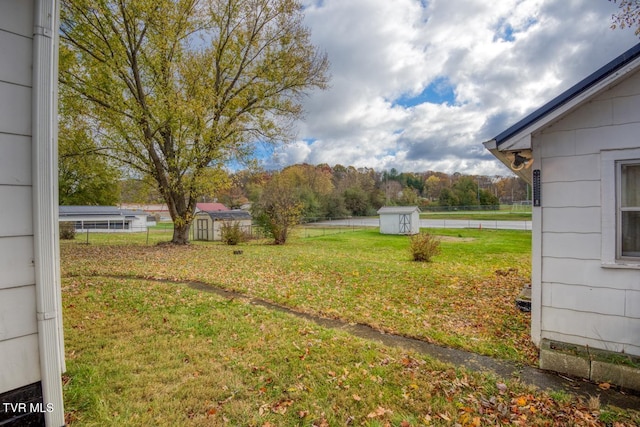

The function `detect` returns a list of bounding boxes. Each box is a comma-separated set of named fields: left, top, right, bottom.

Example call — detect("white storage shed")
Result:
left=377, top=206, right=420, bottom=235
left=192, top=210, right=252, bottom=241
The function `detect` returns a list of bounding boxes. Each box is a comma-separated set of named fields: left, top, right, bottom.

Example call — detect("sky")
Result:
left=263, top=0, right=639, bottom=176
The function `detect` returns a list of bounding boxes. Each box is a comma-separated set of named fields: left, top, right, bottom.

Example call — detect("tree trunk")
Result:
left=172, top=220, right=191, bottom=245
left=163, top=188, right=194, bottom=245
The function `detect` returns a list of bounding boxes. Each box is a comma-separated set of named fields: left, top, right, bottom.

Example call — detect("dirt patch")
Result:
left=437, top=236, right=475, bottom=242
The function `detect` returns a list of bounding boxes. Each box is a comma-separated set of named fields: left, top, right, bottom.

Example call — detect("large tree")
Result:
left=610, top=0, right=640, bottom=35
left=58, top=67, right=121, bottom=206
left=60, top=0, right=329, bottom=243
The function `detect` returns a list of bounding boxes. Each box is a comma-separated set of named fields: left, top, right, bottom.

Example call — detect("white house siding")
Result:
left=1, top=1, right=65, bottom=425
left=534, top=69, right=640, bottom=356
left=0, top=0, right=42, bottom=397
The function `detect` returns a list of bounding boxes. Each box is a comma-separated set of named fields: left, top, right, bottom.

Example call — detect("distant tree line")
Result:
left=188, top=164, right=527, bottom=219
left=63, top=161, right=529, bottom=217
left=234, top=165, right=527, bottom=220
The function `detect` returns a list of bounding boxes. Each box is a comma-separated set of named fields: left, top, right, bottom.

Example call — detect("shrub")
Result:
left=220, top=221, right=249, bottom=245
left=409, top=232, right=441, bottom=262
left=59, top=222, right=76, bottom=240
left=252, top=174, right=303, bottom=245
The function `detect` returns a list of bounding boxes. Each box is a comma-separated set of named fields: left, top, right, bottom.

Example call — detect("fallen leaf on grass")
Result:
left=598, top=382, right=611, bottom=390
left=271, top=399, right=294, bottom=414
left=367, top=406, right=393, bottom=418
left=438, top=412, right=451, bottom=421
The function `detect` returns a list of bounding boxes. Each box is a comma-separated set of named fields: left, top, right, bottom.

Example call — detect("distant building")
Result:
left=377, top=206, right=420, bottom=235
left=59, top=206, right=150, bottom=232
left=119, top=203, right=171, bottom=221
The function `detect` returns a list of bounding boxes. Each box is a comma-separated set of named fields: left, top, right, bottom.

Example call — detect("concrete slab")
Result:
left=591, top=361, right=640, bottom=391
left=540, top=347, right=591, bottom=380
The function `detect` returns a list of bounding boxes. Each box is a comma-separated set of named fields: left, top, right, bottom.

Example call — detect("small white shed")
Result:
left=484, top=43, right=640, bottom=389
left=377, top=206, right=420, bottom=235
left=192, top=210, right=252, bottom=241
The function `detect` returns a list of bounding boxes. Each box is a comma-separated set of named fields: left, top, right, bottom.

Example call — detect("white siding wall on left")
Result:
left=0, top=0, right=40, bottom=396
left=535, top=69, right=640, bottom=356
left=0, top=2, right=65, bottom=424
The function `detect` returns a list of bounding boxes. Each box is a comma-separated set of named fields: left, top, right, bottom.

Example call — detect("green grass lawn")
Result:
left=60, top=229, right=640, bottom=426
left=62, top=228, right=535, bottom=363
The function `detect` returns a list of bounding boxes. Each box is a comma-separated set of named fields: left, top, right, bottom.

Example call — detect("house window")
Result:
left=619, top=161, right=640, bottom=258
left=602, top=148, right=640, bottom=268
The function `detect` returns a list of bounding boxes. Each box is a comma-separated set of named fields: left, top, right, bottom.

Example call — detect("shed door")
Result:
left=399, top=214, right=411, bottom=234
left=196, top=218, right=208, bottom=240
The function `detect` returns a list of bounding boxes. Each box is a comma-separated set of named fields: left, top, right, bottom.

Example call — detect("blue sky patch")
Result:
left=493, top=17, right=538, bottom=42
left=394, top=77, right=456, bottom=107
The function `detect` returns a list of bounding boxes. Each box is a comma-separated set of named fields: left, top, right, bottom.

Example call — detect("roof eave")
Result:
left=494, top=43, right=640, bottom=149
left=483, top=139, right=533, bottom=183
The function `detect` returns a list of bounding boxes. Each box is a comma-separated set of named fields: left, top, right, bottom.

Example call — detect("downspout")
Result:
left=32, top=1, right=65, bottom=426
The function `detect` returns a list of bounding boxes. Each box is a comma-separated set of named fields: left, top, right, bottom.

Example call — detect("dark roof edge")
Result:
left=494, top=42, right=640, bottom=146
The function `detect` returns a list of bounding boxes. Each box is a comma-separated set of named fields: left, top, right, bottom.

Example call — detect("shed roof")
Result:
left=491, top=42, right=640, bottom=148
left=377, top=206, right=420, bottom=215
left=198, top=209, right=252, bottom=220
left=196, top=202, right=229, bottom=212
left=59, top=206, right=121, bottom=216
left=59, top=206, right=146, bottom=219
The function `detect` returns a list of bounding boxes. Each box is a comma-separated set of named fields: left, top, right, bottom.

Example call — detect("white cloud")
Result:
left=269, top=0, right=639, bottom=176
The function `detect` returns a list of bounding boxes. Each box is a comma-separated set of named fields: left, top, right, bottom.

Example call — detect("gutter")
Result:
left=32, top=1, right=65, bottom=426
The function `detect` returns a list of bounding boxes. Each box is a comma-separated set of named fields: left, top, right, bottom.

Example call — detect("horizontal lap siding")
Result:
left=541, top=307, right=640, bottom=354
left=0, top=236, right=35, bottom=289
left=537, top=70, right=640, bottom=356
left=542, top=258, right=639, bottom=289
left=0, top=134, right=31, bottom=185
left=0, top=0, right=39, bottom=394
left=542, top=232, right=600, bottom=260
left=541, top=307, right=635, bottom=345
left=0, top=285, right=37, bottom=340
left=541, top=282, right=626, bottom=316
left=0, top=83, right=31, bottom=135
left=0, top=186, right=33, bottom=236
left=0, top=335, right=40, bottom=394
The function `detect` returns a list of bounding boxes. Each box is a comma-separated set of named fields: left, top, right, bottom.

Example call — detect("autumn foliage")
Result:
left=252, top=173, right=304, bottom=245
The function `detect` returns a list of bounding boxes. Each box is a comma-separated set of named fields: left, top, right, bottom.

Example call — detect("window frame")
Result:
left=617, top=160, right=640, bottom=260
left=602, top=148, right=640, bottom=268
